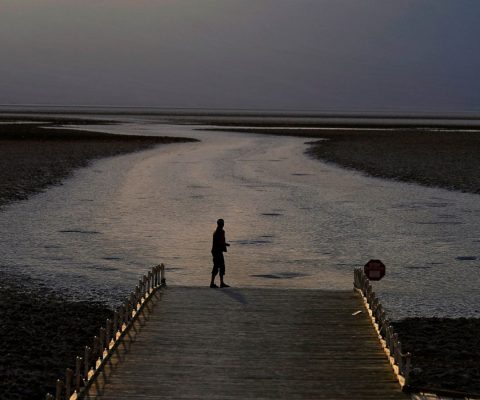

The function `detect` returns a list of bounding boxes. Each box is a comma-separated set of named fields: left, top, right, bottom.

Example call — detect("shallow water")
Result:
left=1, top=121, right=479, bottom=319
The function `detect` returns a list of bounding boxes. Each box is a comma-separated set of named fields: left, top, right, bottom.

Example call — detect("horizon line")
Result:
left=1, top=103, right=480, bottom=120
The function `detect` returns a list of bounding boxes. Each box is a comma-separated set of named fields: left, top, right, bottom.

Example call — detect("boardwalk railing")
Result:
left=45, top=264, right=166, bottom=400
left=354, top=268, right=411, bottom=389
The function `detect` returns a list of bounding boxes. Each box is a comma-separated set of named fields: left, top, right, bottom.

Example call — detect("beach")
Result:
left=0, top=119, right=196, bottom=399
left=1, top=117, right=480, bottom=397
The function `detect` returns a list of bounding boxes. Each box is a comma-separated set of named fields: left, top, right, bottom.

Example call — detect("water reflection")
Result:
left=1, top=122, right=479, bottom=319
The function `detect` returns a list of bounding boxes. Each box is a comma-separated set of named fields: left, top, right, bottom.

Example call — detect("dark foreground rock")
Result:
left=393, top=318, right=480, bottom=395
left=0, top=273, right=112, bottom=400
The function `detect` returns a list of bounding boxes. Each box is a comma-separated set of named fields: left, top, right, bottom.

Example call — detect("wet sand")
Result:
left=0, top=120, right=197, bottom=399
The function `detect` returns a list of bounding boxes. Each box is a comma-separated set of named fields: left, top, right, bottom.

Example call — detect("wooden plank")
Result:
left=84, top=287, right=408, bottom=399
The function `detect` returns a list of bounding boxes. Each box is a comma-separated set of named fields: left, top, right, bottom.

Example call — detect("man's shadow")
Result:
left=218, top=288, right=248, bottom=305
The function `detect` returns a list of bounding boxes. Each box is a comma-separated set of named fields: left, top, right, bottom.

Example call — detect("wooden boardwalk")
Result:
left=84, top=286, right=408, bottom=399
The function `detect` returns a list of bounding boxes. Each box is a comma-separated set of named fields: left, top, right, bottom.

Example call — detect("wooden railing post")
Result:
left=106, top=319, right=113, bottom=348
left=129, top=293, right=135, bottom=314
left=161, top=263, right=166, bottom=286
left=65, top=368, right=73, bottom=398
left=125, top=298, right=130, bottom=323
left=75, top=356, right=82, bottom=392
left=92, top=336, right=99, bottom=366
left=99, top=327, right=106, bottom=357
left=123, top=299, right=129, bottom=324
left=84, top=346, right=91, bottom=378
left=113, top=311, right=119, bottom=337
left=55, top=379, right=63, bottom=400
left=404, top=353, right=411, bottom=386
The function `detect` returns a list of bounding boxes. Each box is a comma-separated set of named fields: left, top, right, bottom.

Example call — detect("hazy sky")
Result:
left=1, top=1, right=479, bottom=113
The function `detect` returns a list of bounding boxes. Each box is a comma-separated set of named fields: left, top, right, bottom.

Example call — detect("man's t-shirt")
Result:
left=211, top=228, right=227, bottom=255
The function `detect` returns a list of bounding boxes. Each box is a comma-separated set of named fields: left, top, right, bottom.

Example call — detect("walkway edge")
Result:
left=354, top=268, right=411, bottom=389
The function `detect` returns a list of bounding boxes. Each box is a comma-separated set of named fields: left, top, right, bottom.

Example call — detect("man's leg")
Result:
left=219, top=260, right=229, bottom=288
left=210, top=257, right=219, bottom=288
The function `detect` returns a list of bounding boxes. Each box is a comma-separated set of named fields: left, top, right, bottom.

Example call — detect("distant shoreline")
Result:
left=2, top=108, right=480, bottom=128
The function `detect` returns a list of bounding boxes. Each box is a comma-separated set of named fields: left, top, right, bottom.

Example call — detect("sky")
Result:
left=0, top=0, right=479, bottom=113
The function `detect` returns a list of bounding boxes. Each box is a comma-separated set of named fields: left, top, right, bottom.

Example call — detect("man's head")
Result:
left=217, top=218, right=224, bottom=228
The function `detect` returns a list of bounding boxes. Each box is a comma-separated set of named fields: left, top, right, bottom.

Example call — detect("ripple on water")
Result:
left=187, top=185, right=211, bottom=189
left=261, top=213, right=283, bottom=216
left=233, top=238, right=272, bottom=245
left=59, top=229, right=102, bottom=234
left=251, top=272, right=308, bottom=279
left=392, top=201, right=452, bottom=211
left=84, top=265, right=118, bottom=272
left=415, top=221, right=463, bottom=225
left=438, top=214, right=458, bottom=218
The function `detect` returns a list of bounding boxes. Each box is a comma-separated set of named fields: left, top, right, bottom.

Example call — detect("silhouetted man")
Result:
left=210, top=218, right=230, bottom=288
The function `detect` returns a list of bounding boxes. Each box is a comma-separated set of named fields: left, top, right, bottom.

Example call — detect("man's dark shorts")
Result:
left=212, top=253, right=225, bottom=277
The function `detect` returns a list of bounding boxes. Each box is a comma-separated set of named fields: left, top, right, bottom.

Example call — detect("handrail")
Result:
left=45, top=264, right=166, bottom=400
left=353, top=268, right=411, bottom=389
